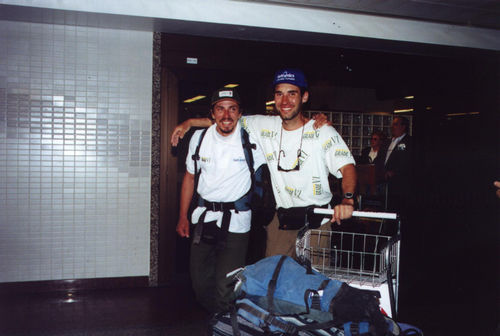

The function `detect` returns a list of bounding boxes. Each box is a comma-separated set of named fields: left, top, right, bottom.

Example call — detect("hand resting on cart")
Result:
left=331, top=201, right=355, bottom=225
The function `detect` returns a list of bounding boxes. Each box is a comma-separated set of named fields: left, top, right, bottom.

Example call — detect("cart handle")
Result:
left=313, top=208, right=398, bottom=220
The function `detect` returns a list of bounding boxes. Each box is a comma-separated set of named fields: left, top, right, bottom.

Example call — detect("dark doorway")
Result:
left=158, top=33, right=499, bottom=333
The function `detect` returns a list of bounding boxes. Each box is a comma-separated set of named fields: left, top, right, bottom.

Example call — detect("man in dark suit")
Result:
left=384, top=116, right=413, bottom=212
left=384, top=116, right=417, bottom=304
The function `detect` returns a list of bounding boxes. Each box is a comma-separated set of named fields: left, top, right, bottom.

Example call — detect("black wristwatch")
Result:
left=343, top=192, right=354, bottom=200
left=343, top=192, right=355, bottom=207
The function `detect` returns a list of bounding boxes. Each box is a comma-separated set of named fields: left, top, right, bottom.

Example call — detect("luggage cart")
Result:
left=296, top=210, right=400, bottom=318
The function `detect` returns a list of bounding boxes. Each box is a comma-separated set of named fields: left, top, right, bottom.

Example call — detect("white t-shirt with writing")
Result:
left=186, top=123, right=265, bottom=233
left=240, top=115, right=355, bottom=209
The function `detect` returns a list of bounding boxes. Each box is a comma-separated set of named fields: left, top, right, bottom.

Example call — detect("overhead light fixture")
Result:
left=224, top=84, right=239, bottom=88
left=446, top=112, right=479, bottom=117
left=426, top=106, right=432, bottom=110
left=266, top=100, right=275, bottom=106
left=404, top=95, right=414, bottom=99
left=183, top=95, right=206, bottom=103
left=394, top=108, right=414, bottom=113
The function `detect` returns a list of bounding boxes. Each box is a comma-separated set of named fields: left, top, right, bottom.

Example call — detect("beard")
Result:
left=217, top=118, right=236, bottom=134
left=219, top=127, right=234, bottom=134
left=278, top=105, right=302, bottom=121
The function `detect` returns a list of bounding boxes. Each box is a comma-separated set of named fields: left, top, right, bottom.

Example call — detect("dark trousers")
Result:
left=387, top=188, right=422, bottom=304
left=190, top=231, right=249, bottom=313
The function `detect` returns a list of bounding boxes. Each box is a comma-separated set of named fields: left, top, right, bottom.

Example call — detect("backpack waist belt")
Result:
left=202, top=200, right=237, bottom=212
left=190, top=127, right=259, bottom=250
left=193, top=195, right=251, bottom=250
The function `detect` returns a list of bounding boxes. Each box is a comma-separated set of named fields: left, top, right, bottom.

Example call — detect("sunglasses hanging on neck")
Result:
left=277, top=124, right=305, bottom=172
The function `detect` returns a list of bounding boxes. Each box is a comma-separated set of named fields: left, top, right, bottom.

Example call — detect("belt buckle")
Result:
left=211, top=202, right=222, bottom=212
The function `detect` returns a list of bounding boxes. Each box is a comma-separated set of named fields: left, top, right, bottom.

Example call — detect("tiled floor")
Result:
left=0, top=283, right=210, bottom=336
left=0, top=284, right=495, bottom=336
left=0, top=272, right=497, bottom=335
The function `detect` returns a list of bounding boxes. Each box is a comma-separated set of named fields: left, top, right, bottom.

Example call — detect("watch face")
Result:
left=344, top=192, right=354, bottom=199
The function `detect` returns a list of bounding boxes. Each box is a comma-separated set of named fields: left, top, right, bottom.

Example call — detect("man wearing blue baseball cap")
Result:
left=172, top=69, right=356, bottom=258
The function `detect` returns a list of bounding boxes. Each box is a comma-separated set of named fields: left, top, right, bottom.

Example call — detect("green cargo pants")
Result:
left=189, top=231, right=249, bottom=313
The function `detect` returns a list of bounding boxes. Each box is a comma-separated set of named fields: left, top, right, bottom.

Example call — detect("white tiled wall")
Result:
left=0, top=20, right=152, bottom=282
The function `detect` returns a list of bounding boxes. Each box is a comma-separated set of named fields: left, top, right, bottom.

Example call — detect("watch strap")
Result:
left=343, top=192, right=354, bottom=199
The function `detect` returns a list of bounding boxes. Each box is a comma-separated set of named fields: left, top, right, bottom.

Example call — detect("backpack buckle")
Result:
left=263, top=314, right=276, bottom=325
left=210, top=202, right=223, bottom=211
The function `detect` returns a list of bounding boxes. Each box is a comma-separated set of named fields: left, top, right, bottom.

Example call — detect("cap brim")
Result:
left=274, top=81, right=306, bottom=89
left=211, top=97, right=240, bottom=106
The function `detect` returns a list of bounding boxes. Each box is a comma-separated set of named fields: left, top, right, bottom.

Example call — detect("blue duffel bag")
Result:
left=230, top=255, right=397, bottom=336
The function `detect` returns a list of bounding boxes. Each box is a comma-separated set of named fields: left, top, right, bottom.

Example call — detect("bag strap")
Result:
left=295, top=319, right=343, bottom=334
left=191, top=128, right=208, bottom=198
left=303, top=278, right=331, bottom=313
left=192, top=210, right=208, bottom=245
left=191, top=128, right=253, bottom=249
left=241, top=127, right=255, bottom=179
left=216, top=208, right=232, bottom=250
left=194, top=127, right=256, bottom=205
left=267, top=257, right=332, bottom=315
left=266, top=255, right=288, bottom=314
left=229, top=306, right=242, bottom=336
left=236, top=301, right=298, bottom=335
left=237, top=300, right=343, bottom=335
left=190, top=129, right=208, bottom=245
left=240, top=127, right=265, bottom=205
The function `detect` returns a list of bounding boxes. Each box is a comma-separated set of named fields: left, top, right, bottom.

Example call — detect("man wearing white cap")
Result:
left=176, top=87, right=265, bottom=313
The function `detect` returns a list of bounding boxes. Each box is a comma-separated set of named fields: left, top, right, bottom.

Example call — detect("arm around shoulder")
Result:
left=171, top=117, right=213, bottom=147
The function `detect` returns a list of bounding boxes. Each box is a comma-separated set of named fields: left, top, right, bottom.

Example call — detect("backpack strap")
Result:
left=240, top=127, right=265, bottom=202
left=236, top=299, right=343, bottom=335
left=241, top=127, right=256, bottom=180
left=194, top=127, right=255, bottom=201
left=236, top=301, right=298, bottom=335
left=191, top=128, right=208, bottom=245
left=192, top=127, right=256, bottom=249
left=304, top=278, right=331, bottom=312
left=266, top=255, right=288, bottom=314
left=229, top=306, right=242, bottom=336
left=191, top=128, right=208, bottom=199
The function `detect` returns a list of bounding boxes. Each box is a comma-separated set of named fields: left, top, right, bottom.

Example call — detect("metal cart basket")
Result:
left=296, top=210, right=400, bottom=318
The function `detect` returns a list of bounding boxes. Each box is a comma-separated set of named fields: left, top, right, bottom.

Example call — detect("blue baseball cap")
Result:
left=273, top=69, right=308, bottom=89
